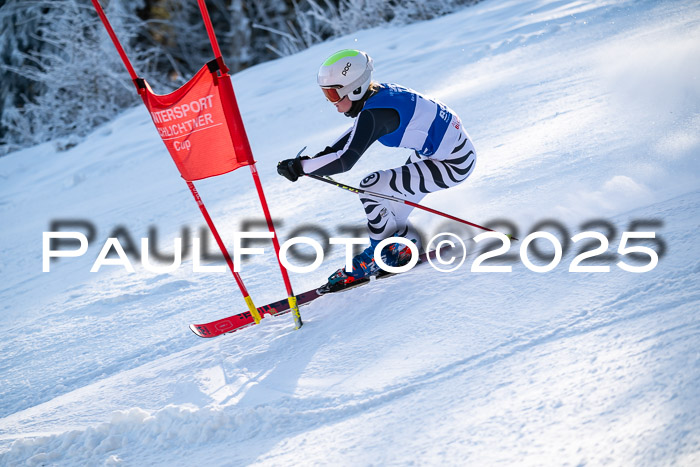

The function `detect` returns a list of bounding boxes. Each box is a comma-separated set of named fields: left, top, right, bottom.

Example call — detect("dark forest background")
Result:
left=0, top=0, right=477, bottom=155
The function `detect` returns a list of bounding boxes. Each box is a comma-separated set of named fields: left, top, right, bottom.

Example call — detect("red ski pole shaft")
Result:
left=305, top=173, right=517, bottom=241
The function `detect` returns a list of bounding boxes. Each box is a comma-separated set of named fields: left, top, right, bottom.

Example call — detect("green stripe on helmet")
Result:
left=323, top=49, right=360, bottom=66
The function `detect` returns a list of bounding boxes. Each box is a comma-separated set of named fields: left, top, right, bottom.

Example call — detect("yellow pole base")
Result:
left=244, top=295, right=262, bottom=324
left=288, top=296, right=303, bottom=330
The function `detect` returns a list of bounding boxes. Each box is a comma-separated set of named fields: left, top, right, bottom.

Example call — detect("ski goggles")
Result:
left=320, top=85, right=344, bottom=103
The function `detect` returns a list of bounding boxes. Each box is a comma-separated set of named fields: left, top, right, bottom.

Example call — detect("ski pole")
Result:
left=304, top=173, right=517, bottom=241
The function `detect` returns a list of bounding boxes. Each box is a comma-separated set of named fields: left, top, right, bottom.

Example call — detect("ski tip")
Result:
left=189, top=323, right=210, bottom=338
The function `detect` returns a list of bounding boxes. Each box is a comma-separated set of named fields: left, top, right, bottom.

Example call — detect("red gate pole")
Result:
left=197, top=0, right=303, bottom=329
left=91, top=0, right=262, bottom=324
left=187, top=182, right=262, bottom=323
left=91, top=0, right=138, bottom=85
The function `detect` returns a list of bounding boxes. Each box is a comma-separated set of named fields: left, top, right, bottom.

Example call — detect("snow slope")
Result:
left=1, top=0, right=699, bottom=465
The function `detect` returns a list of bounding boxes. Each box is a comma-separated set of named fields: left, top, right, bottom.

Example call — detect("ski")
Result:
left=189, top=288, right=321, bottom=338
left=189, top=248, right=445, bottom=338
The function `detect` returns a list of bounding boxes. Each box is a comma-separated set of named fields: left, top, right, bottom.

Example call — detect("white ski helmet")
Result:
left=317, top=49, right=374, bottom=103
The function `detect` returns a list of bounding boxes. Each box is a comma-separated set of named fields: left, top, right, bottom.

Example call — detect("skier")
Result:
left=277, top=49, right=476, bottom=290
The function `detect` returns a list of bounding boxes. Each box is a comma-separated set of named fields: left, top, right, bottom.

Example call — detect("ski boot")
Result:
left=377, top=241, right=415, bottom=276
left=317, top=236, right=421, bottom=293
left=318, top=241, right=382, bottom=294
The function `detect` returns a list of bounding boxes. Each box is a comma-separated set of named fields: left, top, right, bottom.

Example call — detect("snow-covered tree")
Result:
left=0, top=0, right=159, bottom=154
left=0, top=0, right=479, bottom=155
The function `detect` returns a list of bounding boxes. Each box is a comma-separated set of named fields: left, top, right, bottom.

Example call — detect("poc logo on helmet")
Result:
left=341, top=62, right=352, bottom=76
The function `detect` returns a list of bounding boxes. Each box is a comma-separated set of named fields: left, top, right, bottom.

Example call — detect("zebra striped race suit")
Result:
left=301, top=83, right=476, bottom=244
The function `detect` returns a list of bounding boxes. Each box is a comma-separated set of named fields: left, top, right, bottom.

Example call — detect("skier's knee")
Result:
left=359, top=171, right=382, bottom=189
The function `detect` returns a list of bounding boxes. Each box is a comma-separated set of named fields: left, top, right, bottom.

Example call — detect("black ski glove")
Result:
left=277, top=157, right=305, bottom=182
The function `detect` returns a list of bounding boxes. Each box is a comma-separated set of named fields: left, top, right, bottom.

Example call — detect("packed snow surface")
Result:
left=1, top=0, right=699, bottom=465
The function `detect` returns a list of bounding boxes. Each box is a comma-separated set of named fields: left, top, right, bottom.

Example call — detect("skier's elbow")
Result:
left=338, top=151, right=361, bottom=172
left=338, top=161, right=355, bottom=173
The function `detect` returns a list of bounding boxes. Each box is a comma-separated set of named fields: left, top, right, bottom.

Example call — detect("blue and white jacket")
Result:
left=301, top=83, right=464, bottom=176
